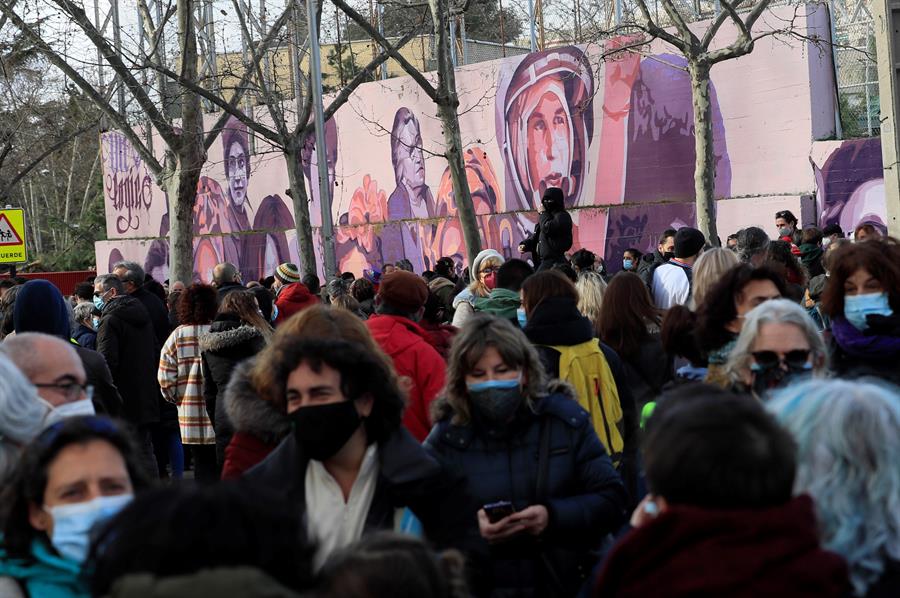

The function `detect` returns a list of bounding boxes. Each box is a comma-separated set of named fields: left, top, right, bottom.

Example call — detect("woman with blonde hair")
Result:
left=220, top=305, right=399, bottom=478
left=691, top=247, right=739, bottom=309
left=425, top=315, right=626, bottom=596
left=575, top=270, right=608, bottom=336
left=452, top=249, right=505, bottom=328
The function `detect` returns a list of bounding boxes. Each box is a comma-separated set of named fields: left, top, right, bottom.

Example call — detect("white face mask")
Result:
left=42, top=397, right=96, bottom=428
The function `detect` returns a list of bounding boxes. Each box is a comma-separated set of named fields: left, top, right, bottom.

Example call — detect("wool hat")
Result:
left=471, top=249, right=505, bottom=276
left=377, top=271, right=429, bottom=314
left=13, top=279, right=71, bottom=339
left=674, top=227, right=706, bottom=259
left=274, top=263, right=301, bottom=285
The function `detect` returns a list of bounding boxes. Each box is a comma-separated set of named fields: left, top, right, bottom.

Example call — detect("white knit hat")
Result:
left=471, top=249, right=505, bottom=275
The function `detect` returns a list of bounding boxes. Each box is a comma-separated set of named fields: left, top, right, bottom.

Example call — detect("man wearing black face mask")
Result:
left=638, top=228, right=677, bottom=288
left=520, top=187, right=573, bottom=271
left=244, top=338, right=483, bottom=576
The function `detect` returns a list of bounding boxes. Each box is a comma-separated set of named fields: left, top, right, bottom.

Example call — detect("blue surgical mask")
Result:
left=47, top=494, right=133, bottom=563
left=92, top=295, right=106, bottom=311
left=92, top=317, right=101, bottom=330
left=468, top=378, right=521, bottom=392
left=623, top=259, right=634, bottom=270
left=844, top=292, right=893, bottom=331
left=270, top=305, right=279, bottom=323
left=516, top=308, right=527, bottom=328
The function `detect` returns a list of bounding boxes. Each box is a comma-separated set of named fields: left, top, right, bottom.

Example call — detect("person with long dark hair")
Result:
left=819, top=237, right=900, bottom=385
left=597, top=273, right=671, bottom=410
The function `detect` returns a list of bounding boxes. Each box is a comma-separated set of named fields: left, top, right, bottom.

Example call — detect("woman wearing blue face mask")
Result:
left=820, top=238, right=900, bottom=385
left=0, top=416, right=149, bottom=597
left=622, top=248, right=642, bottom=273
left=425, top=315, right=627, bottom=597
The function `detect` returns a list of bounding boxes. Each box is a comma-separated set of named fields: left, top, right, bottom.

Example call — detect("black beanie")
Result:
left=674, top=227, right=706, bottom=258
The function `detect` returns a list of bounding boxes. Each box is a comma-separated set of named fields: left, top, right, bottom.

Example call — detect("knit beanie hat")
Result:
left=13, top=280, right=70, bottom=338
left=471, top=249, right=504, bottom=276
left=377, top=271, right=428, bottom=313
left=274, top=263, right=301, bottom=285
left=674, top=228, right=706, bottom=259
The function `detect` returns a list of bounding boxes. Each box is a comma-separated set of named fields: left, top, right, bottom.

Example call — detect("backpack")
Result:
left=546, top=339, right=625, bottom=468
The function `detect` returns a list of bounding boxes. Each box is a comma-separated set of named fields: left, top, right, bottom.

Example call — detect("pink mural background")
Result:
left=97, top=4, right=880, bottom=282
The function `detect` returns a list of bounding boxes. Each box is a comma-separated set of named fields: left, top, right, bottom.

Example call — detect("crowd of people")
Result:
left=0, top=189, right=898, bottom=597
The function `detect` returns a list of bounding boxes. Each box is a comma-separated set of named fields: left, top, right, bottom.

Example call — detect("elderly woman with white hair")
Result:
left=724, top=299, right=827, bottom=398
left=769, top=379, right=900, bottom=597
left=0, top=353, right=49, bottom=484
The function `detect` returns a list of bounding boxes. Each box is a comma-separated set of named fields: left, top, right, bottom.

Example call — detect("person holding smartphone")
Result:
left=425, top=315, right=627, bottom=597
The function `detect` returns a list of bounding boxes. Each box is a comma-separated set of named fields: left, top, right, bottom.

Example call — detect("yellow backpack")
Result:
left=547, top=339, right=625, bottom=468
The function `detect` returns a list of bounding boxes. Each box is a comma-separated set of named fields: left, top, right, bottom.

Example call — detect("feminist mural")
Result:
left=97, top=5, right=876, bottom=281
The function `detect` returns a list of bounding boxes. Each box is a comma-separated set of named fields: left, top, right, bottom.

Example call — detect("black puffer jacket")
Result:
left=131, top=287, right=171, bottom=349
left=96, top=296, right=160, bottom=425
left=425, top=385, right=627, bottom=597
left=200, top=318, right=267, bottom=465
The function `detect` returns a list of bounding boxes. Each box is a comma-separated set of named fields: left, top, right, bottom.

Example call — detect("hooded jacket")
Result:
left=366, top=314, right=446, bottom=442
left=473, top=288, right=522, bottom=323
left=537, top=192, right=573, bottom=264
left=200, top=319, right=267, bottom=465
left=524, top=296, right=640, bottom=506
left=425, top=386, right=627, bottom=597
left=594, top=495, right=850, bottom=597
left=97, top=295, right=160, bottom=425
left=274, top=283, right=319, bottom=325
left=12, top=280, right=122, bottom=416
left=221, top=359, right=291, bottom=480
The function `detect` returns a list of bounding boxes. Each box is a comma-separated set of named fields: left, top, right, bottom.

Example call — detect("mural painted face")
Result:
left=395, top=118, right=426, bottom=191
left=525, top=82, right=572, bottom=197
left=227, top=141, right=248, bottom=208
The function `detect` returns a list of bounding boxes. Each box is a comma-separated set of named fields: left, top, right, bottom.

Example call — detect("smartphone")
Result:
left=484, top=500, right=515, bottom=523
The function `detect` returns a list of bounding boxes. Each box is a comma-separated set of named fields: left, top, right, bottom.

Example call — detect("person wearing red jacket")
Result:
left=272, top=263, right=320, bottom=326
left=366, top=271, right=446, bottom=442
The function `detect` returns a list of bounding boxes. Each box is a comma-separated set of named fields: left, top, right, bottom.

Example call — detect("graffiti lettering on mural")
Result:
left=102, top=132, right=155, bottom=235
left=95, top=6, right=849, bottom=281
left=812, top=138, right=887, bottom=236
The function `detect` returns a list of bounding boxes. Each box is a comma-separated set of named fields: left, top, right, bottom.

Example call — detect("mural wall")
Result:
left=97, top=4, right=852, bottom=282
left=811, top=138, right=887, bottom=235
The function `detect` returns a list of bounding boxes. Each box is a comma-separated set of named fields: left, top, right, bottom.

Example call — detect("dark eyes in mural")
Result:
left=616, top=213, right=650, bottom=240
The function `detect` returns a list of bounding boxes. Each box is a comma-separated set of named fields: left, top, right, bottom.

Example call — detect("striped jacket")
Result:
left=159, top=324, right=214, bottom=445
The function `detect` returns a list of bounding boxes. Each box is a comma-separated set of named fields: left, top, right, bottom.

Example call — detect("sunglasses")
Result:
left=751, top=349, right=811, bottom=370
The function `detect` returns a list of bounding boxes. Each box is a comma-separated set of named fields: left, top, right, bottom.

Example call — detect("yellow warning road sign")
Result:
left=0, top=208, right=27, bottom=264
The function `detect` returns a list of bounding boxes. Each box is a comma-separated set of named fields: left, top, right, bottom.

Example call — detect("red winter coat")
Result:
left=419, top=321, right=458, bottom=360
left=274, top=283, right=319, bottom=325
left=594, top=495, right=850, bottom=597
left=366, top=315, right=446, bottom=442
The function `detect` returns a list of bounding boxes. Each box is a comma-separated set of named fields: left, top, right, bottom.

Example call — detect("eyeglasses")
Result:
left=34, top=382, right=94, bottom=403
left=750, top=350, right=811, bottom=370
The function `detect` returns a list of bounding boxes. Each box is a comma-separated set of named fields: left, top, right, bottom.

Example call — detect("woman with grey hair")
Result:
left=424, top=314, right=627, bottom=597
left=72, top=301, right=99, bottom=350
left=769, top=379, right=900, bottom=597
left=724, top=298, right=827, bottom=398
left=0, top=353, right=48, bottom=483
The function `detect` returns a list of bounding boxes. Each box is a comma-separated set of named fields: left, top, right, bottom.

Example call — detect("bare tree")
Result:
left=631, top=0, right=772, bottom=245
left=0, top=0, right=290, bottom=283
left=334, top=0, right=483, bottom=261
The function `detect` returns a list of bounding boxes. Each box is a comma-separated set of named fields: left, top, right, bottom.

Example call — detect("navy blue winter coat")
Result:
left=425, top=388, right=627, bottom=597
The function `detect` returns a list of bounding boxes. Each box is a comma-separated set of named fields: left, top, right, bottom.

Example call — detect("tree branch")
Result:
left=631, top=0, right=690, bottom=52
left=52, top=0, right=179, bottom=147
left=659, top=0, right=700, bottom=49
left=5, top=118, right=100, bottom=191
left=332, top=0, right=439, bottom=102
left=700, top=0, right=747, bottom=49
left=0, top=4, right=163, bottom=175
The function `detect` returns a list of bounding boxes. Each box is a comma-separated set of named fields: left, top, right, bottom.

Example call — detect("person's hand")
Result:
left=508, top=505, right=549, bottom=536
left=630, top=495, right=661, bottom=528
left=477, top=509, right=527, bottom=543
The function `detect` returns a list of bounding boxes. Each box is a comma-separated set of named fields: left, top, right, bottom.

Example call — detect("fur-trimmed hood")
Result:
left=430, top=378, right=576, bottom=423
left=199, top=323, right=265, bottom=353
left=223, top=359, right=290, bottom=444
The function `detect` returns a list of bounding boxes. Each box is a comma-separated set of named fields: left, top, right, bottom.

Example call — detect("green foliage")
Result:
left=324, top=45, right=375, bottom=93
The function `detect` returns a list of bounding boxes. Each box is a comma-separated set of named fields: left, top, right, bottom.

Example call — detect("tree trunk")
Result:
left=167, top=0, right=207, bottom=284
left=431, top=0, right=482, bottom=263
left=689, top=59, right=720, bottom=246
left=285, top=141, right=317, bottom=278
